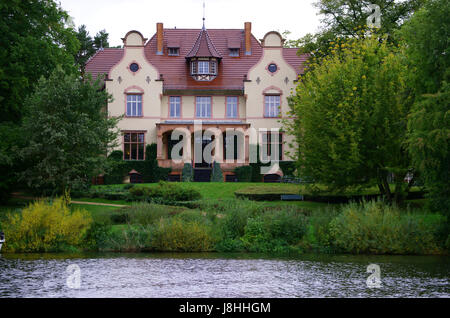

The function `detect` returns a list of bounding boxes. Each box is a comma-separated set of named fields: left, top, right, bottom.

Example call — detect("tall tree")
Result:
left=20, top=68, right=120, bottom=195
left=402, top=0, right=450, bottom=214
left=0, top=0, right=79, bottom=123
left=74, top=26, right=111, bottom=76
left=284, top=35, right=413, bottom=202
left=296, top=0, right=425, bottom=57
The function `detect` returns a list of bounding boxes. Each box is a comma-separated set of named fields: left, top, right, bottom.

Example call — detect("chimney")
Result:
left=156, top=23, right=163, bottom=55
left=244, top=22, right=252, bottom=55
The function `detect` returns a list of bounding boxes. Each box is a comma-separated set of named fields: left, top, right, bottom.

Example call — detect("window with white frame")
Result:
left=226, top=96, right=238, bottom=118
left=198, top=61, right=210, bottom=74
left=264, top=95, right=280, bottom=117
left=196, top=96, right=211, bottom=118
left=126, top=94, right=142, bottom=117
left=169, top=96, right=181, bottom=118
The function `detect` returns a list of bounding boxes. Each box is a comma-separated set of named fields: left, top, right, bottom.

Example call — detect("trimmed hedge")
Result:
left=129, top=181, right=202, bottom=202
left=182, top=162, right=193, bottom=182
left=234, top=185, right=426, bottom=202
left=104, top=144, right=171, bottom=184
left=210, top=161, right=223, bottom=182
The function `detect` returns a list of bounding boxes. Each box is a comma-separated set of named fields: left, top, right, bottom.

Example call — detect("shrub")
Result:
left=241, top=209, right=307, bottom=253
left=182, top=163, right=193, bottom=182
left=2, top=196, right=93, bottom=252
left=100, top=225, right=152, bottom=252
left=129, top=182, right=202, bottom=202
left=126, top=202, right=186, bottom=226
left=330, top=200, right=442, bottom=254
left=234, top=165, right=252, bottom=182
left=210, top=161, right=223, bottom=182
left=151, top=218, right=216, bottom=252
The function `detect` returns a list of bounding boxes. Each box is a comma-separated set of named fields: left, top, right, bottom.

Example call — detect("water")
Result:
left=0, top=253, right=448, bottom=298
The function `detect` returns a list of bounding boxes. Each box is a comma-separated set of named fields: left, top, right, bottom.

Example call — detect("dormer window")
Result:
left=186, top=28, right=222, bottom=82
left=190, top=58, right=218, bottom=81
left=168, top=47, right=179, bottom=56
left=229, top=48, right=239, bottom=57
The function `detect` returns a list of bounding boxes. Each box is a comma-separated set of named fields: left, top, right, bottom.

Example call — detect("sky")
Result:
left=58, top=0, right=323, bottom=47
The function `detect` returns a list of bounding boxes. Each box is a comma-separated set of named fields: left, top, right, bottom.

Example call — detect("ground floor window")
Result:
left=124, top=132, right=145, bottom=160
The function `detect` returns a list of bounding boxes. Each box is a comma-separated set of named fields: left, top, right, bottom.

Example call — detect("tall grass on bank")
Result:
left=330, top=200, right=443, bottom=254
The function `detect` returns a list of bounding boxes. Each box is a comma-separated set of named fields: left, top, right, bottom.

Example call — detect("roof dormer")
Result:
left=185, top=28, right=222, bottom=81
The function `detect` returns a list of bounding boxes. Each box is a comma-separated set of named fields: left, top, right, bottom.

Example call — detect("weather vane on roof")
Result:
left=202, top=0, right=206, bottom=30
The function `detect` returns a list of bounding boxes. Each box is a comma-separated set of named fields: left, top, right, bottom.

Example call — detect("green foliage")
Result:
left=210, top=161, right=223, bottom=182
left=330, top=200, right=442, bottom=254
left=296, top=0, right=425, bottom=58
left=403, top=0, right=450, bottom=218
left=151, top=218, right=216, bottom=252
left=2, top=196, right=93, bottom=252
left=104, top=145, right=171, bottom=184
left=19, top=68, right=121, bottom=195
left=129, top=181, right=202, bottom=202
left=0, top=0, right=79, bottom=123
left=74, top=25, right=111, bottom=76
left=182, top=162, right=193, bottom=182
left=241, top=210, right=307, bottom=253
left=234, top=166, right=253, bottom=182
left=399, top=0, right=449, bottom=94
left=407, top=83, right=450, bottom=214
left=285, top=35, right=413, bottom=202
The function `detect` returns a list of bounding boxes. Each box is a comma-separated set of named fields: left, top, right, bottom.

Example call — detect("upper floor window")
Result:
left=168, top=47, right=179, bottom=56
left=169, top=96, right=181, bottom=118
left=264, top=95, right=280, bottom=117
left=124, top=132, right=145, bottom=160
left=126, top=94, right=142, bottom=117
left=196, top=96, right=211, bottom=118
left=226, top=96, right=238, bottom=118
left=229, top=48, right=239, bottom=57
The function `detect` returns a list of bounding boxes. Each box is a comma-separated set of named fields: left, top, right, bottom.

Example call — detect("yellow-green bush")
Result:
left=3, top=197, right=92, bottom=252
left=330, top=201, right=442, bottom=254
left=151, top=218, right=215, bottom=252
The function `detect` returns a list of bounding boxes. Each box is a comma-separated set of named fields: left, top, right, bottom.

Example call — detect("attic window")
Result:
left=168, top=47, right=179, bottom=56
left=229, top=48, right=239, bottom=57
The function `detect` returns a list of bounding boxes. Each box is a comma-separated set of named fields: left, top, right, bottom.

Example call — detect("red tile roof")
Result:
left=186, top=28, right=222, bottom=58
left=145, top=28, right=263, bottom=91
left=85, top=29, right=308, bottom=90
left=85, top=48, right=124, bottom=80
left=282, top=48, right=309, bottom=76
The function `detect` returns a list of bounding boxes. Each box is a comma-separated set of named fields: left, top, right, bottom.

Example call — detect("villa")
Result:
left=85, top=22, right=308, bottom=182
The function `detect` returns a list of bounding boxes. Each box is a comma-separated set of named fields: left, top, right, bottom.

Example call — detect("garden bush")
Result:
left=129, top=182, right=202, bottom=202
left=2, top=196, right=93, bottom=252
left=233, top=165, right=252, bottom=182
left=210, top=161, right=223, bottom=182
left=241, top=209, right=307, bottom=253
left=182, top=162, right=193, bottom=182
left=150, top=218, right=216, bottom=252
left=329, top=200, right=442, bottom=254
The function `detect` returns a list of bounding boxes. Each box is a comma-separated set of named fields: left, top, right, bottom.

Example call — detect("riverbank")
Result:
left=0, top=183, right=448, bottom=255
